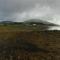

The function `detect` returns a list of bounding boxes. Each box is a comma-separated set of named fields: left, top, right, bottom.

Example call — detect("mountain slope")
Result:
left=24, top=19, right=58, bottom=26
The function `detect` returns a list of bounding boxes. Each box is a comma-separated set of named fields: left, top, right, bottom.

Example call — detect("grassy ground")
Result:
left=0, top=24, right=48, bottom=32
left=0, top=25, right=59, bottom=60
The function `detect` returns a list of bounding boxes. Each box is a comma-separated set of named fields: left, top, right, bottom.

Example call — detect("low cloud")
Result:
left=13, top=4, right=53, bottom=22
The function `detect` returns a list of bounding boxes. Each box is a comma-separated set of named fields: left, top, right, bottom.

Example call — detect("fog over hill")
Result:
left=24, top=19, right=57, bottom=26
left=23, top=19, right=60, bottom=30
left=0, top=19, right=59, bottom=30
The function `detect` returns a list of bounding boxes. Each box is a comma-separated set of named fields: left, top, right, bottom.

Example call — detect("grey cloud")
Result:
left=0, top=0, right=60, bottom=12
left=0, top=0, right=60, bottom=23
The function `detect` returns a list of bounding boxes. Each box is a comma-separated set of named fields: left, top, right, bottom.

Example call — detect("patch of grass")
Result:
left=0, top=24, right=59, bottom=60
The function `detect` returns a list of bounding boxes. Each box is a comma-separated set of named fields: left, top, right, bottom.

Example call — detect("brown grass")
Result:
left=0, top=26, right=59, bottom=60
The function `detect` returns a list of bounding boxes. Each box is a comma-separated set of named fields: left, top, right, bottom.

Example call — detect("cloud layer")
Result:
left=0, top=0, right=60, bottom=25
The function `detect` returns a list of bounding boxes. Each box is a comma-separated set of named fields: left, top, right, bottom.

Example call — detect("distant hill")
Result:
left=1, top=21, right=13, bottom=23
left=24, top=19, right=58, bottom=26
left=0, top=19, right=58, bottom=26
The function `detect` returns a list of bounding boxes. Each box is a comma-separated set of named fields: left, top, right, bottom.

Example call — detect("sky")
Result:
left=0, top=0, right=60, bottom=25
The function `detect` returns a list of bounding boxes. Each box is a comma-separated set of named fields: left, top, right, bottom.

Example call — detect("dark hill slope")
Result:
left=24, top=19, right=58, bottom=26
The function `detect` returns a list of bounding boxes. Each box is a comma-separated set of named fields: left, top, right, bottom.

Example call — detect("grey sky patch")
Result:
left=0, top=0, right=60, bottom=25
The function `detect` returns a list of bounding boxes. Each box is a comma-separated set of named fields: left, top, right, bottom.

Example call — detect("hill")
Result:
left=24, top=19, right=57, bottom=26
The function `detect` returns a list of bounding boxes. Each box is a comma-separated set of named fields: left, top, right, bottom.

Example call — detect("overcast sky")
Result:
left=0, top=0, right=60, bottom=25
